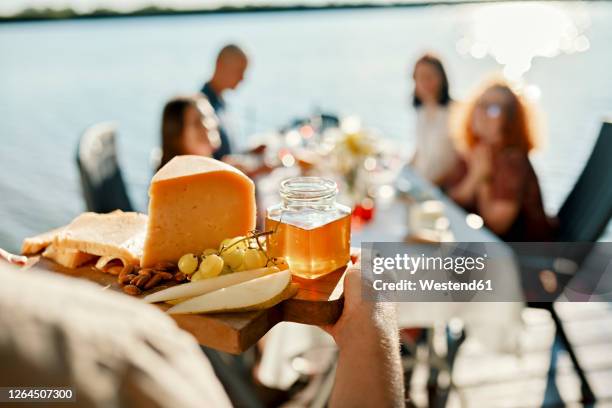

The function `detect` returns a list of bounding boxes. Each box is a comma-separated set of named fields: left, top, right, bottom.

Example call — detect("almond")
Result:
left=154, top=261, right=176, bottom=271
left=138, top=275, right=152, bottom=288
left=138, top=268, right=153, bottom=277
left=123, top=285, right=141, bottom=296
left=118, top=273, right=136, bottom=285
left=154, top=271, right=174, bottom=281
left=144, top=273, right=163, bottom=290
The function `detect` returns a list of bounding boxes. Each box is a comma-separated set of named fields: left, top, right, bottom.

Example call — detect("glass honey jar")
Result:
left=266, top=177, right=351, bottom=279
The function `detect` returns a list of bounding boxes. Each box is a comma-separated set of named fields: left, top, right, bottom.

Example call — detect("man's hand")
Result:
left=321, top=254, right=404, bottom=408
left=321, top=257, right=396, bottom=347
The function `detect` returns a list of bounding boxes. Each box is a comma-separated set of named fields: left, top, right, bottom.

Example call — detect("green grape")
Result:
left=243, top=248, right=267, bottom=270
left=190, top=270, right=204, bottom=282
left=244, top=237, right=256, bottom=249
left=231, top=236, right=249, bottom=250
left=219, top=236, right=247, bottom=253
left=221, top=247, right=245, bottom=269
left=203, top=248, right=218, bottom=256
left=198, top=254, right=224, bottom=278
left=218, top=238, right=232, bottom=252
left=178, top=253, right=198, bottom=275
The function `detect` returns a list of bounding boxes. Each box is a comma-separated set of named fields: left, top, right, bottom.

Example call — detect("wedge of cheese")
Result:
left=54, top=211, right=147, bottom=266
left=141, top=156, right=256, bottom=267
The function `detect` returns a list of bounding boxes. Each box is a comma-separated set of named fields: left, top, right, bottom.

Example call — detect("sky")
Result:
left=0, top=0, right=410, bottom=16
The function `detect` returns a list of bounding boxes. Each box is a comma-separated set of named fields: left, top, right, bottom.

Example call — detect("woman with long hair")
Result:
left=410, top=53, right=458, bottom=185
left=447, top=82, right=555, bottom=241
left=159, top=94, right=220, bottom=170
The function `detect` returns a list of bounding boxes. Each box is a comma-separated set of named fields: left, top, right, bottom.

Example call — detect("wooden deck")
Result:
left=406, top=303, right=612, bottom=407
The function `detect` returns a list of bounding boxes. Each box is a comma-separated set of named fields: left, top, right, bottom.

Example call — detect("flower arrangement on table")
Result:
left=322, top=117, right=382, bottom=223
left=272, top=115, right=399, bottom=225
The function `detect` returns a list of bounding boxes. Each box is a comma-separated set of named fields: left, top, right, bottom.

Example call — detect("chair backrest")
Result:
left=557, top=121, right=612, bottom=241
left=76, top=122, right=133, bottom=213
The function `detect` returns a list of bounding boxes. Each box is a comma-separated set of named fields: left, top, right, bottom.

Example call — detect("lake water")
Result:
left=1, top=2, right=612, bottom=252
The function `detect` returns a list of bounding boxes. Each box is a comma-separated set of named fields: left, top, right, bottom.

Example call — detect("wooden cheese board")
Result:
left=35, top=258, right=345, bottom=354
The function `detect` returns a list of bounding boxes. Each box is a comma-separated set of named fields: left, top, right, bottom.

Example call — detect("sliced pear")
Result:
left=169, top=283, right=297, bottom=311
left=143, top=266, right=279, bottom=304
left=228, top=283, right=298, bottom=313
left=167, top=269, right=294, bottom=314
left=165, top=297, right=189, bottom=305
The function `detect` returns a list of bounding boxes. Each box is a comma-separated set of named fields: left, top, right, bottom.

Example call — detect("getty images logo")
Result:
left=371, top=252, right=487, bottom=275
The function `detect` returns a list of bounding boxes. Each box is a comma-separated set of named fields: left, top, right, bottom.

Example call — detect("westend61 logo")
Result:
left=372, top=253, right=487, bottom=275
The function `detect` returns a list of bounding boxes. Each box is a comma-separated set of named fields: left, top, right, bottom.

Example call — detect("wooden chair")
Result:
left=76, top=122, right=133, bottom=213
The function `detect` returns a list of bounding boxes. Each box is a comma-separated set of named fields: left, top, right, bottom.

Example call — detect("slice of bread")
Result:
left=54, top=211, right=147, bottom=266
left=21, top=226, right=65, bottom=255
left=22, top=211, right=148, bottom=267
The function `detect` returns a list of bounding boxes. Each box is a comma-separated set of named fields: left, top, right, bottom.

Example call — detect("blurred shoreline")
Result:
left=1, top=0, right=522, bottom=24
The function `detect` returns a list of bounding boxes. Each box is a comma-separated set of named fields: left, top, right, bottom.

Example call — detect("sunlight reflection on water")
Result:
left=457, top=2, right=591, bottom=82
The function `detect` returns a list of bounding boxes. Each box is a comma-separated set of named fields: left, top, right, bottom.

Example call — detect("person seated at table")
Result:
left=200, top=44, right=271, bottom=177
left=0, top=255, right=404, bottom=408
left=158, top=94, right=220, bottom=170
left=446, top=82, right=555, bottom=241
left=201, top=44, right=254, bottom=159
left=409, top=53, right=458, bottom=185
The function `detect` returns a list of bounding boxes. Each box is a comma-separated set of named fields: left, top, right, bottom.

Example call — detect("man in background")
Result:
left=201, top=44, right=248, bottom=160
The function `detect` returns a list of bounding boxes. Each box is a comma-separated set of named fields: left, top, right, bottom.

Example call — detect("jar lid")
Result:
left=280, top=177, right=338, bottom=203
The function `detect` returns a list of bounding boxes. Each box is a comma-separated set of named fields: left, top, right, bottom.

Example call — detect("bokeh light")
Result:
left=457, top=2, right=591, bottom=81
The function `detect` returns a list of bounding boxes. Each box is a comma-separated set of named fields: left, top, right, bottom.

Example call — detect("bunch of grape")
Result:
left=178, top=234, right=270, bottom=282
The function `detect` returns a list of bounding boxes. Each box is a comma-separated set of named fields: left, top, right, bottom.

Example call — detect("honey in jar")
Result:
left=266, top=177, right=351, bottom=279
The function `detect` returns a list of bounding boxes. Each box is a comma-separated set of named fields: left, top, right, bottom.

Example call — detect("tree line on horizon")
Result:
left=0, top=1, right=471, bottom=22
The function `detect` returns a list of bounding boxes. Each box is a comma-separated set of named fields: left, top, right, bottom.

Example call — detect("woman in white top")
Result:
left=410, top=54, right=458, bottom=185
